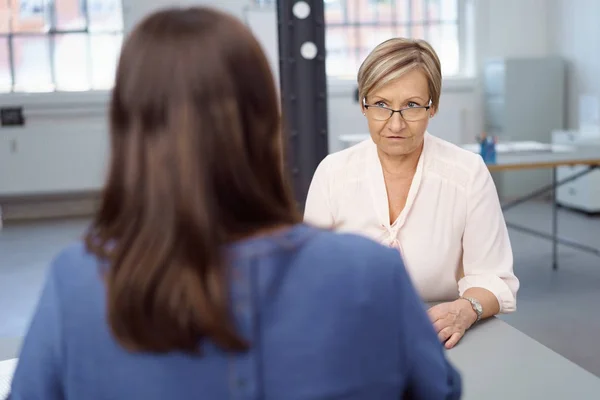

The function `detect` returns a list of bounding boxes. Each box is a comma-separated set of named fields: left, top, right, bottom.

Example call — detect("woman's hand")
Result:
left=427, top=299, right=478, bottom=349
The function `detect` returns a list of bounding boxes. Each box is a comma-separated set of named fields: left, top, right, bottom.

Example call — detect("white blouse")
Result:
left=304, top=132, right=519, bottom=313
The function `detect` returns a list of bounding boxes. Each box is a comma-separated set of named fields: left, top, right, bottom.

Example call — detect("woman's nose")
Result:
left=387, top=111, right=406, bottom=132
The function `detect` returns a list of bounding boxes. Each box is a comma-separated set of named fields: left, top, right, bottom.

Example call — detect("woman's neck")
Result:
left=377, top=142, right=423, bottom=180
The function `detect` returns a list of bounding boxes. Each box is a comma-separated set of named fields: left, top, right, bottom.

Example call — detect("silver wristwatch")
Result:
left=461, top=296, right=483, bottom=323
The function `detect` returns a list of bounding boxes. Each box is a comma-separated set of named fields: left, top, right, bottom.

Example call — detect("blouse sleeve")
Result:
left=458, top=157, right=520, bottom=313
left=304, top=157, right=335, bottom=229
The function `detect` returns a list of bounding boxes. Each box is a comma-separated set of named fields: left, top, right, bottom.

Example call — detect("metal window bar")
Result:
left=391, top=0, right=397, bottom=36
left=457, top=0, right=468, bottom=75
left=6, top=0, right=15, bottom=89
left=82, top=0, right=93, bottom=89
left=407, top=0, right=412, bottom=37
left=49, top=0, right=58, bottom=90
left=423, top=0, right=429, bottom=41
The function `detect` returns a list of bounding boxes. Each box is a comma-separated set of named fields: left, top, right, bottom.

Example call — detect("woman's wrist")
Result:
left=456, top=298, right=479, bottom=327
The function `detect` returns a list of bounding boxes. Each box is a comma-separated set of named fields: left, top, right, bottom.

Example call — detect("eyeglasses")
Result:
left=363, top=99, right=431, bottom=122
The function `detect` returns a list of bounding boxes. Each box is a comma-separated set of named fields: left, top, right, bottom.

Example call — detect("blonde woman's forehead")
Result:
left=369, top=68, right=429, bottom=103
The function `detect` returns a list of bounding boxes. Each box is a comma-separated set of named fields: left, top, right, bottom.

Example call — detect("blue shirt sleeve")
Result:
left=392, top=253, right=462, bottom=399
left=9, top=258, right=65, bottom=400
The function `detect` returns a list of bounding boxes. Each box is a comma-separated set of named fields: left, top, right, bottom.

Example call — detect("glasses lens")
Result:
left=369, top=106, right=392, bottom=121
left=402, top=107, right=428, bottom=121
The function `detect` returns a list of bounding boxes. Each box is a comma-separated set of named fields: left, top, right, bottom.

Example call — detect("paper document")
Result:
left=0, top=358, right=17, bottom=399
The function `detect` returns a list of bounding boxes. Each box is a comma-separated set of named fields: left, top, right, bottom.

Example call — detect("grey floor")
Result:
left=1, top=202, right=600, bottom=378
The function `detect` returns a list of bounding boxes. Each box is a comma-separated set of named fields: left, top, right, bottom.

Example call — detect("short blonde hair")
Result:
left=357, top=38, right=442, bottom=110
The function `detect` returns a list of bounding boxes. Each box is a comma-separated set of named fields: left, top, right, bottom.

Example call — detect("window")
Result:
left=325, top=0, right=463, bottom=79
left=0, top=0, right=124, bottom=93
left=253, top=0, right=468, bottom=80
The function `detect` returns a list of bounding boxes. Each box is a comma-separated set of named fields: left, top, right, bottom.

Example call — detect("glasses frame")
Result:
left=362, top=98, right=432, bottom=122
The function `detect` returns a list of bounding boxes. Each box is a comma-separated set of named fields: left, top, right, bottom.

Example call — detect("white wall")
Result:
left=0, top=0, right=559, bottom=199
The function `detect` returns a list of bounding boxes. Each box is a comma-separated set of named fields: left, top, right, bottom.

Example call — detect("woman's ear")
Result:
left=429, top=105, right=437, bottom=118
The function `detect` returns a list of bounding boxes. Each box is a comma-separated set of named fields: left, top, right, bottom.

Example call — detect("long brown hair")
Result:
left=85, top=7, right=299, bottom=354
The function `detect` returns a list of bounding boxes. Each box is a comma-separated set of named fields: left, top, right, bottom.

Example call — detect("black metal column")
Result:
left=277, top=0, right=329, bottom=209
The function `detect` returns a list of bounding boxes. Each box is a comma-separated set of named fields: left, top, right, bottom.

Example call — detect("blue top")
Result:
left=10, top=224, right=461, bottom=399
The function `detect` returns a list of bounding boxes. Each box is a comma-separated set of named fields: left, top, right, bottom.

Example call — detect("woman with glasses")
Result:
left=305, top=38, right=519, bottom=349
left=9, top=9, right=461, bottom=400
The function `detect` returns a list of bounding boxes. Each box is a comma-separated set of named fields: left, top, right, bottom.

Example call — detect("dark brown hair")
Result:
left=85, top=7, right=299, bottom=354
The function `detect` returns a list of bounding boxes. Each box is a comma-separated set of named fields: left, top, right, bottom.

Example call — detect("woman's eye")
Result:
left=407, top=101, right=419, bottom=108
left=374, top=101, right=386, bottom=107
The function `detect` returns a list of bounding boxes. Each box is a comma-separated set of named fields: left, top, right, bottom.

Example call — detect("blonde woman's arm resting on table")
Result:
left=428, top=157, right=519, bottom=349
left=304, top=158, right=335, bottom=227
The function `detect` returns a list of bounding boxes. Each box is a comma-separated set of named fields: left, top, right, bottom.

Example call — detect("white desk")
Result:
left=448, top=317, right=600, bottom=399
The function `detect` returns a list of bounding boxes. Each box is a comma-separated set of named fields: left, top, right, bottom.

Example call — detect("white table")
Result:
left=447, top=317, right=600, bottom=399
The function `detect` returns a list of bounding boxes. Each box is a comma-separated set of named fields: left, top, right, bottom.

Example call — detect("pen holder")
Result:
left=479, top=137, right=497, bottom=164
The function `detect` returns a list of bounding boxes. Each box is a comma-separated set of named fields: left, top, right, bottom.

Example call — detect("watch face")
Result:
left=475, top=303, right=483, bottom=314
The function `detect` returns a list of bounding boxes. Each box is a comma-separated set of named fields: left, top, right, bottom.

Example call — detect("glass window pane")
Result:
left=13, top=35, right=52, bottom=92
left=325, top=26, right=360, bottom=78
left=0, top=6, right=10, bottom=33
left=360, top=26, right=395, bottom=52
left=410, top=0, right=425, bottom=23
left=428, top=23, right=459, bottom=75
left=370, top=0, right=396, bottom=24
left=54, top=33, right=89, bottom=91
left=395, top=24, right=408, bottom=39
left=440, top=0, right=458, bottom=21
left=426, top=0, right=458, bottom=21
left=344, top=26, right=361, bottom=70
left=355, top=0, right=395, bottom=23
left=0, top=38, right=12, bottom=91
left=88, top=0, right=123, bottom=32
left=426, top=0, right=441, bottom=20
left=410, top=23, right=426, bottom=40
left=90, top=33, right=122, bottom=89
left=55, top=0, right=86, bottom=30
left=326, top=26, right=348, bottom=52
left=326, top=48, right=353, bottom=78
left=12, top=0, right=50, bottom=33
left=395, top=0, right=410, bottom=24
left=325, top=0, right=345, bottom=25
left=346, top=0, right=360, bottom=23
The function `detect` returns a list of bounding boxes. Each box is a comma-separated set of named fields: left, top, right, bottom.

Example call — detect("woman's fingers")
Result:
left=438, top=326, right=454, bottom=343
left=444, top=332, right=463, bottom=349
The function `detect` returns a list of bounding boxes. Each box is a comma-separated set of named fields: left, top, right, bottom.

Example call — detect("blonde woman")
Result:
left=305, top=38, right=519, bottom=349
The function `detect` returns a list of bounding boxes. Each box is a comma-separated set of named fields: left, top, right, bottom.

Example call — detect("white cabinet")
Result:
left=0, top=126, right=109, bottom=197
left=553, top=131, right=600, bottom=213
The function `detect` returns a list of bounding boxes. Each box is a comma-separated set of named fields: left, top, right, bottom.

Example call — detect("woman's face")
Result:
left=362, top=68, right=434, bottom=159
